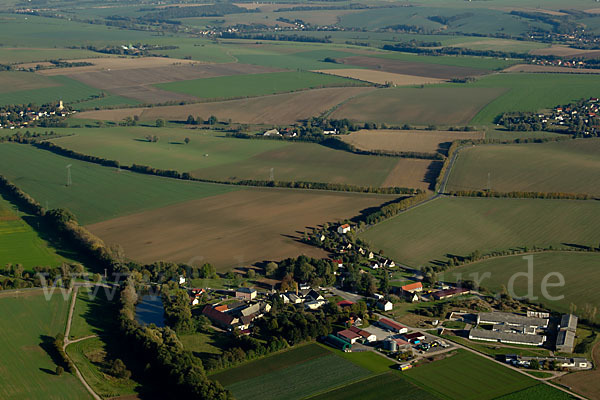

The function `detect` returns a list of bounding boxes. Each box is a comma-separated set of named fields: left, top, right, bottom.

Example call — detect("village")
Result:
left=0, top=101, right=73, bottom=130
left=170, top=221, right=593, bottom=376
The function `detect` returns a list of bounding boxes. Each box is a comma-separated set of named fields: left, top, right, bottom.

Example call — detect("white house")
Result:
left=178, top=275, right=186, bottom=285
left=263, top=128, right=280, bottom=136
left=377, top=300, right=393, bottom=311
left=337, top=224, right=351, bottom=234
left=368, top=251, right=375, bottom=259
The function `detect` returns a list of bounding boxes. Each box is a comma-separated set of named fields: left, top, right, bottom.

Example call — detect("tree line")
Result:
left=448, top=190, right=591, bottom=200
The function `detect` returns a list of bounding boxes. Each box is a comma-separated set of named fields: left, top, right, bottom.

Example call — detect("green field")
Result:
left=225, top=353, right=371, bottom=400
left=155, top=71, right=366, bottom=100
left=66, top=337, right=140, bottom=398
left=444, top=252, right=600, bottom=320
left=0, top=73, right=102, bottom=106
left=0, top=48, right=103, bottom=64
left=466, top=74, right=600, bottom=124
left=46, top=127, right=408, bottom=187
left=0, top=143, right=238, bottom=224
left=360, top=197, right=600, bottom=267
left=494, top=384, right=575, bottom=400
left=447, top=139, right=600, bottom=195
left=69, top=286, right=117, bottom=340
left=72, top=95, right=142, bottom=111
left=403, top=350, right=536, bottom=400
left=309, top=372, right=437, bottom=400
left=0, top=195, right=76, bottom=268
left=0, top=293, right=90, bottom=399
left=210, top=343, right=331, bottom=386
left=211, top=343, right=378, bottom=400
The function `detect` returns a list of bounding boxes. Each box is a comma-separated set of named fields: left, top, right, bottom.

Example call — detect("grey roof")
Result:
left=237, top=287, right=257, bottom=294
left=478, top=312, right=548, bottom=328
left=560, top=314, right=578, bottom=332
left=556, top=330, right=576, bottom=352
left=469, top=329, right=545, bottom=345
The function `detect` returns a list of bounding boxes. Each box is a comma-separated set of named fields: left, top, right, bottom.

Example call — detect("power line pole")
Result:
left=66, top=164, right=72, bottom=187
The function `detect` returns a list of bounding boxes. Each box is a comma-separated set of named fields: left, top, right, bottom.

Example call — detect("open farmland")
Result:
left=0, top=143, right=237, bottom=224
left=0, top=47, right=103, bottom=65
left=530, top=45, right=600, bottom=59
left=76, top=86, right=376, bottom=124
left=0, top=294, right=91, bottom=400
left=212, top=344, right=371, bottom=400
left=339, top=56, right=491, bottom=79
left=87, top=187, right=393, bottom=269
left=360, top=197, right=600, bottom=267
left=309, top=372, right=436, bottom=400
left=330, top=87, right=505, bottom=126
left=494, top=384, right=575, bottom=400
left=0, top=195, right=77, bottom=269
left=444, top=252, right=600, bottom=321
left=46, top=127, right=432, bottom=189
left=45, top=60, right=283, bottom=103
left=314, top=69, right=445, bottom=86
left=466, top=73, right=600, bottom=124
left=0, top=73, right=101, bottom=107
left=504, top=64, right=600, bottom=74
left=403, top=350, right=536, bottom=400
left=341, top=129, right=484, bottom=153
left=446, top=139, right=600, bottom=195
left=154, top=71, right=367, bottom=100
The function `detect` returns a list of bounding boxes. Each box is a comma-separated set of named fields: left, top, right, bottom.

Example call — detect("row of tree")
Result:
left=448, top=190, right=591, bottom=200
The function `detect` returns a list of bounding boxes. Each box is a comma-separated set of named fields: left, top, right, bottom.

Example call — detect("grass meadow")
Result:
left=446, top=139, right=600, bottom=195
left=0, top=143, right=238, bottom=224
left=0, top=293, right=90, bottom=399
left=360, top=197, right=600, bottom=267
left=443, top=252, right=600, bottom=320
left=0, top=195, right=76, bottom=268
left=494, top=384, right=576, bottom=400
left=403, top=350, right=536, bottom=400
left=155, top=71, right=367, bottom=100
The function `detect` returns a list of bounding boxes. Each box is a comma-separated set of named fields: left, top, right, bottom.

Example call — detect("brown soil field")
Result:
left=86, top=188, right=392, bottom=270
left=493, top=6, right=568, bottom=16
left=341, top=129, right=484, bottom=153
left=313, top=69, right=445, bottom=86
left=381, top=159, right=438, bottom=190
left=36, top=57, right=201, bottom=76
left=529, top=45, right=600, bottom=59
left=58, top=62, right=282, bottom=103
left=77, top=86, right=376, bottom=124
left=330, top=87, right=505, bottom=126
left=339, top=56, right=488, bottom=79
left=503, top=64, right=600, bottom=74
left=554, top=342, right=600, bottom=399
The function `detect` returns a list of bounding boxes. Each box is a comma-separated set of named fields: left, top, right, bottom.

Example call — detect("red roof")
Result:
left=340, top=224, right=350, bottom=229
left=401, top=282, right=423, bottom=292
left=337, top=300, right=354, bottom=307
left=202, top=305, right=235, bottom=326
left=214, top=304, right=228, bottom=312
left=379, top=318, right=406, bottom=331
left=403, top=332, right=425, bottom=340
left=348, top=326, right=373, bottom=338
left=338, top=329, right=361, bottom=340
left=433, top=287, right=469, bottom=299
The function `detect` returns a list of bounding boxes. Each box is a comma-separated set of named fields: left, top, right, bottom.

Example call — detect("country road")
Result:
left=62, top=285, right=102, bottom=400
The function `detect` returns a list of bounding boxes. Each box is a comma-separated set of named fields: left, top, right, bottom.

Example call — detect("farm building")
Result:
left=556, top=329, right=576, bottom=353
left=378, top=318, right=408, bottom=334
left=202, top=305, right=238, bottom=330
left=337, top=329, right=361, bottom=344
left=477, top=312, right=549, bottom=329
left=468, top=328, right=546, bottom=346
left=559, top=314, right=578, bottom=332
left=401, top=282, right=423, bottom=293
left=337, top=300, right=354, bottom=308
left=325, top=334, right=352, bottom=351
left=236, top=287, right=257, bottom=301
left=376, top=300, right=393, bottom=311
left=337, top=224, right=351, bottom=234
left=383, top=338, right=411, bottom=352
left=432, top=287, right=469, bottom=300
left=348, top=326, right=377, bottom=342
left=401, top=332, right=425, bottom=344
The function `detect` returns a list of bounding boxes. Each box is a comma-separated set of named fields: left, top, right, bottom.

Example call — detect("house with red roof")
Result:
left=348, top=326, right=377, bottom=342
left=337, top=300, right=354, bottom=307
left=401, top=282, right=423, bottom=293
